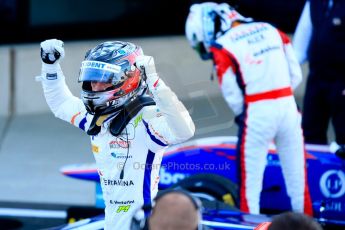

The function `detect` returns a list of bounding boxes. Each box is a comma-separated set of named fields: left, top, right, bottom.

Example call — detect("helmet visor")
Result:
left=78, top=61, right=124, bottom=84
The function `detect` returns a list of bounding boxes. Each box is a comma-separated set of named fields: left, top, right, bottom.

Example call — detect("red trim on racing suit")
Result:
left=210, top=22, right=312, bottom=215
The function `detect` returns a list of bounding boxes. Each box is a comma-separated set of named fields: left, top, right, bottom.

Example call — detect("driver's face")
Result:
left=91, top=82, right=113, bottom=92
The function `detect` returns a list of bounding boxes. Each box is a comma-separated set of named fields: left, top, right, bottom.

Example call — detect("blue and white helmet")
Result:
left=185, top=2, right=253, bottom=60
left=79, top=41, right=145, bottom=115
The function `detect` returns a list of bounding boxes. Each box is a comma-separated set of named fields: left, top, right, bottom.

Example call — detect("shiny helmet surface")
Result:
left=79, top=41, right=145, bottom=115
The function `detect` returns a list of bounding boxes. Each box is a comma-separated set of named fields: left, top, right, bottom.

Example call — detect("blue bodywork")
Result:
left=157, top=137, right=345, bottom=222
left=61, top=136, right=345, bottom=227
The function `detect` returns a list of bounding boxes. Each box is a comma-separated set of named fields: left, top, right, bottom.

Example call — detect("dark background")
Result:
left=0, top=0, right=306, bottom=45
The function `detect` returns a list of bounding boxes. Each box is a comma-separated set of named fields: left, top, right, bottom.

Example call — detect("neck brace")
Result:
left=87, top=96, right=155, bottom=136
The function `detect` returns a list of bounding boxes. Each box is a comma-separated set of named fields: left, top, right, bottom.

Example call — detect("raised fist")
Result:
left=135, top=55, right=157, bottom=77
left=40, top=39, right=65, bottom=64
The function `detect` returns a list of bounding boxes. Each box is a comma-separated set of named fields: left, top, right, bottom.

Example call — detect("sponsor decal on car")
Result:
left=320, top=170, right=345, bottom=199
left=159, top=167, right=187, bottom=185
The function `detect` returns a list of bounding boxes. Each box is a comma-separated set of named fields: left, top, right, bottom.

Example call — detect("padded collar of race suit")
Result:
left=86, top=95, right=155, bottom=136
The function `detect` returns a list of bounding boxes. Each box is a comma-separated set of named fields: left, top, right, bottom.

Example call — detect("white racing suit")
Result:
left=40, top=67, right=195, bottom=229
left=209, top=22, right=313, bottom=215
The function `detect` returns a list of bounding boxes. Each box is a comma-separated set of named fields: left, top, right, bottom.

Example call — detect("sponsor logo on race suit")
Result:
left=133, top=113, right=143, bottom=128
left=116, top=205, right=131, bottom=213
left=92, top=144, right=100, bottom=153
left=230, top=24, right=268, bottom=42
left=102, top=179, right=135, bottom=186
left=109, top=139, right=131, bottom=149
left=111, top=152, right=133, bottom=159
left=110, top=200, right=134, bottom=205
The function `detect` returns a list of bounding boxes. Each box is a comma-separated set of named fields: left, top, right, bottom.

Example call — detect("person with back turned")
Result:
left=185, top=2, right=313, bottom=215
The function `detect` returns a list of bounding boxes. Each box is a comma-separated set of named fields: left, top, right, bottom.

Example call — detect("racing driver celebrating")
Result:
left=37, top=39, right=195, bottom=229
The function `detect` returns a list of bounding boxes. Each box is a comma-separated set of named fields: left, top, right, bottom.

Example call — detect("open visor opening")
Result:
left=78, top=60, right=125, bottom=83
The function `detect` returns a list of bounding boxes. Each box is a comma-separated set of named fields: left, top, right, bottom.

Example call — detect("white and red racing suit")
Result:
left=209, top=22, right=313, bottom=215
left=40, top=67, right=195, bottom=229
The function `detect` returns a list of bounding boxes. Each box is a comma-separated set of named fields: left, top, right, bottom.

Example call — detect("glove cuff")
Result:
left=42, top=62, right=61, bottom=73
left=41, top=63, right=63, bottom=81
